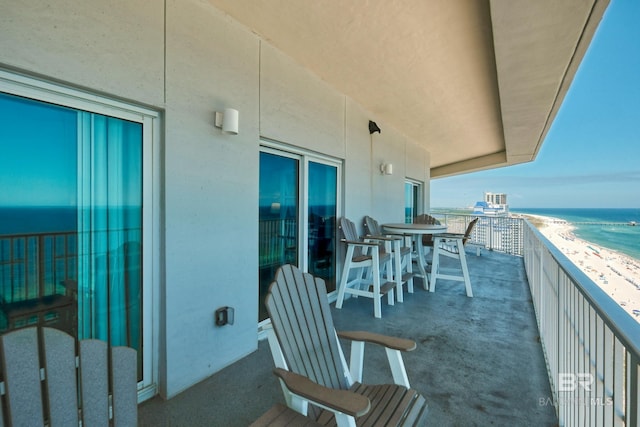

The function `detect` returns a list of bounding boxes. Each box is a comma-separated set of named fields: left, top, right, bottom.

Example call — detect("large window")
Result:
left=0, top=72, right=157, bottom=397
left=258, top=146, right=340, bottom=321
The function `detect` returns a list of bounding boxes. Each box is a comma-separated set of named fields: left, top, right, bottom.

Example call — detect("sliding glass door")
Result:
left=0, top=73, right=156, bottom=393
left=258, top=147, right=340, bottom=321
left=258, top=152, right=299, bottom=321
left=307, top=161, right=337, bottom=288
left=405, top=180, right=423, bottom=222
left=0, top=92, right=142, bottom=361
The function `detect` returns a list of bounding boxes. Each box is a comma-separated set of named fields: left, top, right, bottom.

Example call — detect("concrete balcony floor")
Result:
left=139, top=250, right=558, bottom=426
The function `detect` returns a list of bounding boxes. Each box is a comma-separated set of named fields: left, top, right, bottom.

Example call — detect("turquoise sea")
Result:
left=512, top=208, right=640, bottom=261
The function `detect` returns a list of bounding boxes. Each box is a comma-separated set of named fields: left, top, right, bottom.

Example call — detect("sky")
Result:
left=0, top=94, right=77, bottom=206
left=431, top=0, right=640, bottom=209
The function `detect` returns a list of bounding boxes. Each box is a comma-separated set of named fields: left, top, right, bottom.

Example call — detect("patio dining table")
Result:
left=382, top=223, right=447, bottom=289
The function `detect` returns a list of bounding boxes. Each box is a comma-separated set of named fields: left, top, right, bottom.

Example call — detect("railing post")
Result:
left=555, top=251, right=563, bottom=422
left=629, top=354, right=638, bottom=427
left=38, top=234, right=45, bottom=299
left=489, top=217, right=494, bottom=252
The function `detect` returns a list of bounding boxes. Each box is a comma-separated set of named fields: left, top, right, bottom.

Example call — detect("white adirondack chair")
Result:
left=265, top=264, right=428, bottom=427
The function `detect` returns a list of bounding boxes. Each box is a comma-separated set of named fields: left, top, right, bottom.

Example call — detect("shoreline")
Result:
left=523, top=214, right=640, bottom=322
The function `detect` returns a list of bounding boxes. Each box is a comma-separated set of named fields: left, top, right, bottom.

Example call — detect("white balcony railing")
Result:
left=433, top=214, right=524, bottom=255
left=434, top=213, right=639, bottom=425
left=523, top=221, right=639, bottom=426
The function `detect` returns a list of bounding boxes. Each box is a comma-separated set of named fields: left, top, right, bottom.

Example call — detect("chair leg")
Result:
left=405, top=250, right=414, bottom=293
left=393, top=241, right=403, bottom=303
left=385, top=348, right=411, bottom=388
left=336, top=247, right=355, bottom=309
left=355, top=266, right=368, bottom=297
left=372, top=253, right=382, bottom=319
left=429, top=240, right=440, bottom=293
left=384, top=255, right=394, bottom=307
left=348, top=340, right=365, bottom=383
left=458, top=241, right=473, bottom=297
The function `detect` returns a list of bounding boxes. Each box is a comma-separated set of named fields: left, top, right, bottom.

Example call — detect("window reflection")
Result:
left=308, top=162, right=336, bottom=291
left=258, top=152, right=298, bottom=321
left=0, top=93, right=143, bottom=377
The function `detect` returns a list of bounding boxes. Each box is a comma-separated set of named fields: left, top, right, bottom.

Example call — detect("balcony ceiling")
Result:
left=209, top=0, right=609, bottom=177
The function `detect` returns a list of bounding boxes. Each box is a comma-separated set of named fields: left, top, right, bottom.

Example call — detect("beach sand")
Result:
left=526, top=214, right=640, bottom=322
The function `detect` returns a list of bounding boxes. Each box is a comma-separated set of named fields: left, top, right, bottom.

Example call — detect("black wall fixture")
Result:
left=368, top=120, right=381, bottom=134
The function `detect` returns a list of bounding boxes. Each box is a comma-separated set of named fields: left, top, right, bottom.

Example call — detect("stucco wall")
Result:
left=406, top=142, right=432, bottom=213
left=0, top=0, right=432, bottom=399
left=163, top=0, right=260, bottom=397
left=261, top=44, right=346, bottom=158
left=0, top=0, right=164, bottom=105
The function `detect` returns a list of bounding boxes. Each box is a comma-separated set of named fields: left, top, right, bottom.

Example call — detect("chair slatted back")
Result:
left=79, top=339, right=109, bottom=425
left=363, top=216, right=382, bottom=236
left=364, top=216, right=392, bottom=255
left=266, top=264, right=349, bottom=391
left=462, top=218, right=479, bottom=245
left=0, top=327, right=137, bottom=427
left=414, top=214, right=441, bottom=246
left=111, top=346, right=139, bottom=426
left=1, top=327, right=46, bottom=426
left=414, top=214, right=440, bottom=225
left=43, top=328, right=80, bottom=426
left=339, top=217, right=365, bottom=258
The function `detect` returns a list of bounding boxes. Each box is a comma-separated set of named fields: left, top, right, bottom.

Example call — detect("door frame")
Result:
left=258, top=141, right=342, bottom=328
left=0, top=69, right=160, bottom=401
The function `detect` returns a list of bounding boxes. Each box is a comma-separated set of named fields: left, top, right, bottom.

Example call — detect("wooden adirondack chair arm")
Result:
left=363, top=234, right=402, bottom=241
left=435, top=232, right=464, bottom=239
left=273, top=368, right=371, bottom=417
left=340, top=238, right=379, bottom=247
left=337, top=330, right=416, bottom=352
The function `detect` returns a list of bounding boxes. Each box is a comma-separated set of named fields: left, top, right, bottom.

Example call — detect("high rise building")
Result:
left=485, top=192, right=507, bottom=206
left=473, top=192, right=509, bottom=216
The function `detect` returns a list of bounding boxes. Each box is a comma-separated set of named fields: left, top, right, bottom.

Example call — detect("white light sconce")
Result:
left=214, top=108, right=239, bottom=135
left=380, top=163, right=393, bottom=175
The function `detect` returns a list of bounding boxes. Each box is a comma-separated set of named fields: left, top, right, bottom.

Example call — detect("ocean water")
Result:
left=0, top=206, right=76, bottom=235
left=512, top=208, right=640, bottom=260
left=0, top=206, right=141, bottom=236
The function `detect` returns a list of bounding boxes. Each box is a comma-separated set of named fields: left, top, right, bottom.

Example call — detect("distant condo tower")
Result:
left=485, top=192, right=507, bottom=206
left=473, top=192, right=509, bottom=216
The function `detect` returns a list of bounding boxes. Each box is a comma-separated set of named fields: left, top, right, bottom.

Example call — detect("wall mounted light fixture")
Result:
left=369, top=120, right=381, bottom=134
left=214, top=108, right=239, bottom=135
left=380, top=163, right=393, bottom=175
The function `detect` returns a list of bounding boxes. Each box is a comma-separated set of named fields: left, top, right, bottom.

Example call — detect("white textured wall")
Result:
left=260, top=44, right=345, bottom=157
left=0, top=0, right=432, bottom=399
left=406, top=142, right=431, bottom=213
left=344, top=100, right=373, bottom=222
left=163, top=1, right=260, bottom=397
left=0, top=0, right=164, bottom=105
left=370, top=124, right=408, bottom=224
